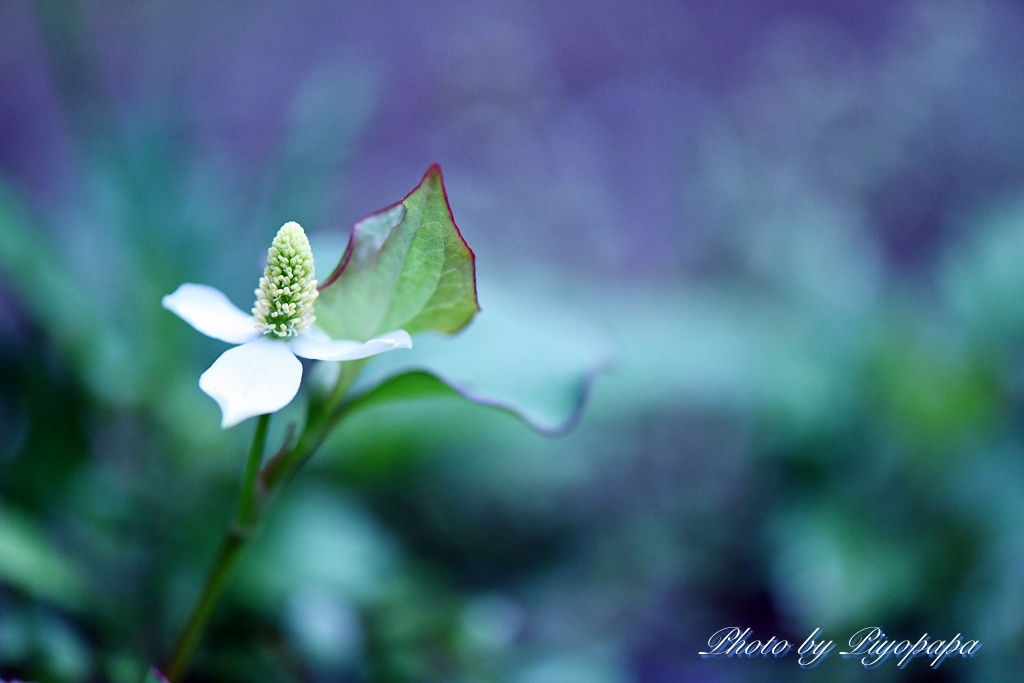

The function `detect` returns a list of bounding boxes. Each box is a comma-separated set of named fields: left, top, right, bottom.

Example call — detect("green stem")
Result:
left=236, top=414, right=270, bottom=528
left=164, top=360, right=370, bottom=681
left=164, top=413, right=270, bottom=683
left=260, top=359, right=366, bottom=491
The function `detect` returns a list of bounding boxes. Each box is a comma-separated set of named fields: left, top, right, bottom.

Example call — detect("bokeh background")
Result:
left=2, top=1, right=1024, bottom=681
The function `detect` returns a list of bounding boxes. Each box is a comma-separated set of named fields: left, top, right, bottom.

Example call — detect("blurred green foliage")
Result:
left=3, top=2, right=1024, bottom=683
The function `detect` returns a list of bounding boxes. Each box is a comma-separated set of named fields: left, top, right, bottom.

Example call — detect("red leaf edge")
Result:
left=319, top=164, right=479, bottom=321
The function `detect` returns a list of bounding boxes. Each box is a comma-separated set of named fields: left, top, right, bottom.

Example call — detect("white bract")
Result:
left=162, top=222, right=411, bottom=428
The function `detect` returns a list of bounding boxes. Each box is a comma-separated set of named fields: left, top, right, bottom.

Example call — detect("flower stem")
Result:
left=164, top=361, right=370, bottom=681
left=260, top=359, right=366, bottom=491
left=164, top=413, right=270, bottom=683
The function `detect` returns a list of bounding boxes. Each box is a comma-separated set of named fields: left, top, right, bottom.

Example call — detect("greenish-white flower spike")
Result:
left=253, top=222, right=318, bottom=338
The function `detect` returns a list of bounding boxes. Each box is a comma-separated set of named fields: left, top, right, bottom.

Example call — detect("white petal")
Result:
left=162, top=283, right=260, bottom=344
left=289, top=328, right=413, bottom=361
left=199, top=338, right=303, bottom=428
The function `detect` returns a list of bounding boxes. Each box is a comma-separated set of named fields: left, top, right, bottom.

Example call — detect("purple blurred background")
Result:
left=8, top=0, right=1024, bottom=279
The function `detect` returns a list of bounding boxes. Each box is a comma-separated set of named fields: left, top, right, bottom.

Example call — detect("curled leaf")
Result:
left=344, top=286, right=614, bottom=435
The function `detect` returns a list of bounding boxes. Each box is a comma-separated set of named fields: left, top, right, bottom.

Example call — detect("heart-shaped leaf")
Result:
left=316, top=165, right=479, bottom=341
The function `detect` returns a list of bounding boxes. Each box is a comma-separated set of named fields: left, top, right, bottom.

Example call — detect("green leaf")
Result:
left=0, top=503, right=87, bottom=610
left=343, top=285, right=613, bottom=435
left=345, top=370, right=597, bottom=436
left=316, top=165, right=479, bottom=341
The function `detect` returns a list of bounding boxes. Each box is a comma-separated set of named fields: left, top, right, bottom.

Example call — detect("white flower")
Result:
left=162, top=222, right=411, bottom=428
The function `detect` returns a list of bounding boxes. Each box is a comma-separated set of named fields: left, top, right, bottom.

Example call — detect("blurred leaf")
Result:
left=870, top=332, right=999, bottom=452
left=0, top=187, right=91, bottom=349
left=316, top=166, right=478, bottom=341
left=942, top=201, right=1024, bottom=341
left=345, top=285, right=612, bottom=435
left=237, top=486, right=400, bottom=612
left=771, top=505, right=922, bottom=631
left=0, top=159, right=225, bottom=410
left=0, top=503, right=86, bottom=610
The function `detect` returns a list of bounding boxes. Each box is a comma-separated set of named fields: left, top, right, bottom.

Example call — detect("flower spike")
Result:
left=253, top=222, right=318, bottom=338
